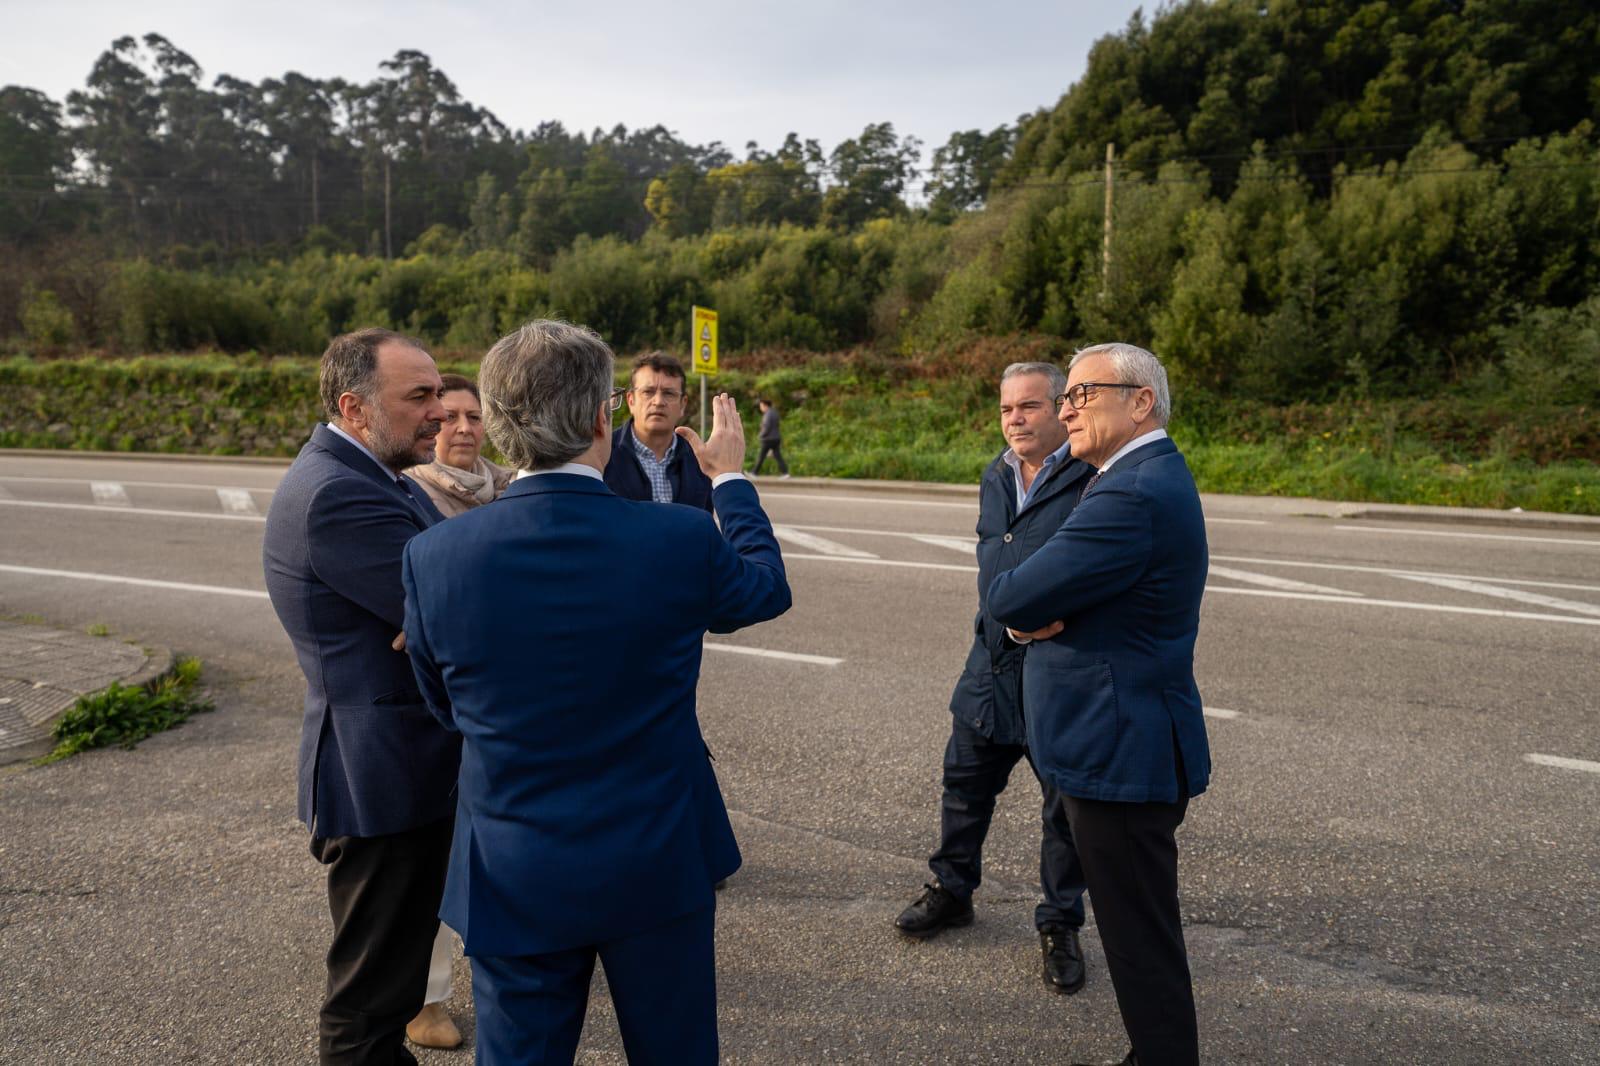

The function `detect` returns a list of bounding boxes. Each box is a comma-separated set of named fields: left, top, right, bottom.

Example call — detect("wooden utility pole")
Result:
left=1101, top=142, right=1115, bottom=300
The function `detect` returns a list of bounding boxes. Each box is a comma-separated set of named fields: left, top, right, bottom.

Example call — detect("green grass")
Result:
left=6, top=351, right=1597, bottom=513
left=37, top=657, right=213, bottom=765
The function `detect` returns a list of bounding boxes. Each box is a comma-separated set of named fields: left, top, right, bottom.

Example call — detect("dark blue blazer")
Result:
left=948, top=450, right=1091, bottom=745
left=263, top=424, right=462, bottom=838
left=987, top=437, right=1211, bottom=804
left=602, top=420, right=713, bottom=512
left=401, top=473, right=790, bottom=957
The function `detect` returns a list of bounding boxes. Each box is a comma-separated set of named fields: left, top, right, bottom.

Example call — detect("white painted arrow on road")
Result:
left=772, top=526, right=878, bottom=558
left=910, top=534, right=977, bottom=555
left=1390, top=573, right=1600, bottom=618
left=1209, top=565, right=1361, bottom=596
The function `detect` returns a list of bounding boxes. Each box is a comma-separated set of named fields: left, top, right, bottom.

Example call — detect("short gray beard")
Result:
left=363, top=403, right=436, bottom=472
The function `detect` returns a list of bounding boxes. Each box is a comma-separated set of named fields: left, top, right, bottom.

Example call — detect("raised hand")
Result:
left=676, top=392, right=746, bottom=479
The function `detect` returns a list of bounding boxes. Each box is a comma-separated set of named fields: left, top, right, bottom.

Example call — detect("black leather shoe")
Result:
left=894, top=881, right=974, bottom=938
left=1040, top=924, right=1086, bottom=994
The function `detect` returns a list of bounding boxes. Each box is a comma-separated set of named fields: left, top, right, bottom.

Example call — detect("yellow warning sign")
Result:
left=691, top=305, right=718, bottom=376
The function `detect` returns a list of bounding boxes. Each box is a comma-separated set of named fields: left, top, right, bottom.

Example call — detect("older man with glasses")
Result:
left=603, top=351, right=714, bottom=511
left=989, top=342, right=1212, bottom=1066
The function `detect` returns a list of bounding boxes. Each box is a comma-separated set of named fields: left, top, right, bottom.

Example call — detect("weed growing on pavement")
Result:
left=84, top=622, right=110, bottom=637
left=37, top=657, right=212, bottom=765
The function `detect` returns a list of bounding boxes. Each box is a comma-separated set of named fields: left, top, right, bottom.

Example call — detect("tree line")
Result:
left=3, top=1, right=1597, bottom=412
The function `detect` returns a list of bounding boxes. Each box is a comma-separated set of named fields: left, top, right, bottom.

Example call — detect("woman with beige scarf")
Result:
left=409, top=373, right=514, bottom=519
left=402, top=373, right=510, bottom=1051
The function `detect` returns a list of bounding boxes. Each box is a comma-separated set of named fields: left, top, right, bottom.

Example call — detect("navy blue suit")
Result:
left=264, top=424, right=461, bottom=838
left=932, top=448, right=1091, bottom=930
left=988, top=435, right=1209, bottom=1066
left=264, top=423, right=463, bottom=1065
left=402, top=471, right=790, bottom=1064
left=602, top=420, right=713, bottom=511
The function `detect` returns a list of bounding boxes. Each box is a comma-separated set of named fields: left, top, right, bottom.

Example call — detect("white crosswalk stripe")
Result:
left=1390, top=573, right=1600, bottom=618
left=1203, top=707, right=1242, bottom=719
left=216, top=488, right=260, bottom=516
left=772, top=526, right=878, bottom=558
left=1209, top=565, right=1362, bottom=597
left=90, top=481, right=131, bottom=506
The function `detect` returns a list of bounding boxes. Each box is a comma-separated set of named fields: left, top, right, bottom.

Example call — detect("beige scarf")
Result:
left=411, top=456, right=513, bottom=512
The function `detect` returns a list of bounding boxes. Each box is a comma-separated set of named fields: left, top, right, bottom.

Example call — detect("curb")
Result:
left=0, top=637, right=176, bottom=769
left=0, top=448, right=293, bottom=466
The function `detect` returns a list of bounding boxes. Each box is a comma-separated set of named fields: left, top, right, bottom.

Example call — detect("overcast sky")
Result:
left=5, top=0, right=1147, bottom=158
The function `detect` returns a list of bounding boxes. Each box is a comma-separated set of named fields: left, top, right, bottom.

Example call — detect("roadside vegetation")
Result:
left=37, top=657, right=213, bottom=765
left=3, top=2, right=1596, bottom=510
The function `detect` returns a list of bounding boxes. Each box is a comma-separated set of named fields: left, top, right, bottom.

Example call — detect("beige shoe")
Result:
left=406, top=1002, right=463, bottom=1050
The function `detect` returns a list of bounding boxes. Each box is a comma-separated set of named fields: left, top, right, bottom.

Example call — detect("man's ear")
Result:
left=337, top=391, right=366, bottom=426
left=1130, top=386, right=1156, bottom=424
left=594, top=403, right=610, bottom=440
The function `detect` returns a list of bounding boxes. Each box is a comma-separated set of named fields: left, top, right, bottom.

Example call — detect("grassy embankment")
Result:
left=3, top=351, right=1596, bottom=514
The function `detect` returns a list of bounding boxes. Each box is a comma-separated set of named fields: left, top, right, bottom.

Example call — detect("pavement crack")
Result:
left=0, top=885, right=98, bottom=898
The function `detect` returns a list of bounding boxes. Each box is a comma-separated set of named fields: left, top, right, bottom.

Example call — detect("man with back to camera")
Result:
left=895, top=361, right=1095, bottom=996
left=400, top=319, right=791, bottom=1064
left=988, top=342, right=1211, bottom=1066
left=262, top=328, right=460, bottom=1065
left=603, top=350, right=713, bottom=510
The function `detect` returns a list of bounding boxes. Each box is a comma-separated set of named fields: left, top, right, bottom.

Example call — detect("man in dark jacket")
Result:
left=603, top=351, right=712, bottom=511
left=263, top=328, right=461, bottom=1064
left=755, top=398, right=789, bottom=477
left=894, top=361, right=1094, bottom=995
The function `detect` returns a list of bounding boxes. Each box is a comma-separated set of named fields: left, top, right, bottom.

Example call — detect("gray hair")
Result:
left=318, top=327, right=422, bottom=421
left=1000, top=361, right=1067, bottom=396
left=1069, top=342, right=1171, bottom=424
left=479, top=319, right=615, bottom=470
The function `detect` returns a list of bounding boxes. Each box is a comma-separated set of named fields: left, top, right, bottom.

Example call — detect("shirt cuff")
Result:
left=712, top=472, right=749, bottom=489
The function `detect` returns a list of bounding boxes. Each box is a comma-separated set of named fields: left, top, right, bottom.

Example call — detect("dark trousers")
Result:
left=471, top=904, right=718, bottom=1066
left=754, top=441, right=788, bottom=474
left=928, top=718, right=1087, bottom=930
left=309, top=816, right=454, bottom=1066
left=1062, top=752, right=1197, bottom=1066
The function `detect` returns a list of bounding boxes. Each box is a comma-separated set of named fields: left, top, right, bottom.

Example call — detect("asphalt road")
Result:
left=1, top=454, right=1597, bottom=1064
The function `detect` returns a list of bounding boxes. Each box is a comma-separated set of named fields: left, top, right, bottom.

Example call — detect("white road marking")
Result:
left=90, top=481, right=130, bottom=507
left=765, top=491, right=974, bottom=510
left=0, top=499, right=265, bottom=522
left=1205, top=585, right=1600, bottom=626
left=1336, top=525, right=1600, bottom=548
left=1207, top=517, right=1269, bottom=525
left=704, top=643, right=843, bottom=666
left=1209, top=566, right=1362, bottom=597
left=1524, top=753, right=1600, bottom=774
left=783, top=553, right=978, bottom=574
left=0, top=563, right=270, bottom=599
left=772, top=526, right=878, bottom=558
left=1390, top=574, right=1600, bottom=618
left=216, top=488, right=260, bottom=516
left=1202, top=707, right=1241, bottom=719
left=0, top=475, right=279, bottom=493
left=1211, top=554, right=1600, bottom=594
left=911, top=534, right=979, bottom=555
left=0, top=563, right=845, bottom=666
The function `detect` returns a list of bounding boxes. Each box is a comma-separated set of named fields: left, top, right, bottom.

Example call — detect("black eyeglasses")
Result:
left=1054, top=382, right=1134, bottom=411
left=607, top=386, right=627, bottom=413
